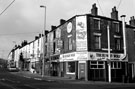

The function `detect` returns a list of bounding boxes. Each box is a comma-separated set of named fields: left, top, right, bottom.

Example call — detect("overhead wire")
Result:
left=0, top=0, right=15, bottom=16
left=117, top=0, right=122, bottom=9
left=97, top=0, right=104, bottom=16
left=0, top=32, right=41, bottom=36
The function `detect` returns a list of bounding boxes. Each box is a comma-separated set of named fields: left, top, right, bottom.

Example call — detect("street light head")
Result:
left=40, top=5, right=45, bottom=8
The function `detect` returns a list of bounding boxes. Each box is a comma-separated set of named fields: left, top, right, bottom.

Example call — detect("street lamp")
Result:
left=107, top=25, right=111, bottom=83
left=40, top=5, right=46, bottom=77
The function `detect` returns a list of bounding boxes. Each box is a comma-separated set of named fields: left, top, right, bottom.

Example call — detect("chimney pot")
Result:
left=111, top=6, right=118, bottom=20
left=91, top=3, right=98, bottom=16
left=129, top=16, right=135, bottom=26
left=51, top=25, right=57, bottom=31
left=60, top=19, right=66, bottom=25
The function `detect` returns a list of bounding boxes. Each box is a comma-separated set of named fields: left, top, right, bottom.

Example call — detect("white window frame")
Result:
left=111, top=61, right=121, bottom=69
left=66, top=62, right=75, bottom=74
left=90, top=61, right=105, bottom=69
left=113, top=21, right=119, bottom=33
left=94, top=35, right=101, bottom=49
left=94, top=18, right=100, bottom=30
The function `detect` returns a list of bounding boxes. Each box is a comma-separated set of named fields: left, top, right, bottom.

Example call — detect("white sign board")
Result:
left=76, top=16, right=87, bottom=51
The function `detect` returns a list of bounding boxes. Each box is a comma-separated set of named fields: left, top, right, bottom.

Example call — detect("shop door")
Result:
left=128, top=63, right=134, bottom=79
left=78, top=61, right=86, bottom=80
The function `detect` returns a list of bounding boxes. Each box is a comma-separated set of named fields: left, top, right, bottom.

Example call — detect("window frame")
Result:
left=93, top=18, right=100, bottom=30
left=94, top=35, right=101, bottom=49
left=115, top=38, right=121, bottom=50
left=113, top=21, right=120, bottom=33
left=90, top=61, right=105, bottom=69
left=111, top=62, right=121, bottom=69
left=66, top=62, right=75, bottom=74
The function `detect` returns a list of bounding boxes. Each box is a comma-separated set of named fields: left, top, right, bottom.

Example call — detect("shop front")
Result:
left=50, top=55, right=60, bottom=76
left=88, top=52, right=128, bottom=82
left=60, top=52, right=88, bottom=80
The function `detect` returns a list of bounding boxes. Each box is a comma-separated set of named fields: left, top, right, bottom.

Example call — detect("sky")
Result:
left=0, top=0, right=134, bottom=59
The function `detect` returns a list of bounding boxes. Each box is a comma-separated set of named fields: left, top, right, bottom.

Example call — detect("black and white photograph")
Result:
left=0, top=0, right=135, bottom=89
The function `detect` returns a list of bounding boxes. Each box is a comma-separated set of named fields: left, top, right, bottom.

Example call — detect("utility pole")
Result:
left=107, top=25, right=111, bottom=83
left=40, top=5, right=46, bottom=77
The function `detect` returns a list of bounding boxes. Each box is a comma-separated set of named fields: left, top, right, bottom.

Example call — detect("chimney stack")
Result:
left=129, top=16, right=135, bottom=26
left=51, top=25, right=57, bottom=31
left=91, top=3, right=98, bottom=16
left=35, top=36, right=39, bottom=40
left=60, top=19, right=66, bottom=25
left=111, top=6, right=118, bottom=20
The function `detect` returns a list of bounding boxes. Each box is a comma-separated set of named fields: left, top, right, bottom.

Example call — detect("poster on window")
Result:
left=76, top=16, right=87, bottom=51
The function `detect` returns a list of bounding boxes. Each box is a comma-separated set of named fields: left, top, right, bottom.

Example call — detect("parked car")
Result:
left=8, top=67, right=19, bottom=72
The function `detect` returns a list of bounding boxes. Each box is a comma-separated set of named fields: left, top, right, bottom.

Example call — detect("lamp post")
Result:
left=107, top=25, right=111, bottom=83
left=40, top=5, right=46, bottom=77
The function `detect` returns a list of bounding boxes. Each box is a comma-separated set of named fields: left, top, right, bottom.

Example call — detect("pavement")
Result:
left=10, top=70, right=135, bottom=85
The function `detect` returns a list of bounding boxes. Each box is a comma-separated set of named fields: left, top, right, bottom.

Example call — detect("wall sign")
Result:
left=76, top=16, right=87, bottom=51
left=89, top=52, right=124, bottom=61
left=67, top=22, right=72, bottom=33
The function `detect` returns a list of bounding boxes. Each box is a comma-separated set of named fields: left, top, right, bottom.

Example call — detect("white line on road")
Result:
left=23, top=76, right=31, bottom=79
left=24, top=84, right=40, bottom=89
left=0, top=81, right=18, bottom=89
left=34, top=78, right=42, bottom=81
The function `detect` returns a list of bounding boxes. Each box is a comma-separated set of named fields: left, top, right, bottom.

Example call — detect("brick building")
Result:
left=43, top=4, right=128, bottom=82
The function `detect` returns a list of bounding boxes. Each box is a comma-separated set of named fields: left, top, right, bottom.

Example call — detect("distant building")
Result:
left=126, top=16, right=135, bottom=82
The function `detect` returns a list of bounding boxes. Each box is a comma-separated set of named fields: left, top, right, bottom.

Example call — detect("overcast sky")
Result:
left=0, top=0, right=134, bottom=59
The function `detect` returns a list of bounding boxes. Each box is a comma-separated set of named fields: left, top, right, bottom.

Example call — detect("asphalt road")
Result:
left=0, top=68, right=135, bottom=89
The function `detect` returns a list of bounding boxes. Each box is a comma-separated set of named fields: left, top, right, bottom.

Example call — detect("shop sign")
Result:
left=62, top=52, right=76, bottom=61
left=59, top=52, right=88, bottom=62
left=76, top=52, right=88, bottom=61
left=76, top=16, right=87, bottom=51
left=89, top=52, right=124, bottom=61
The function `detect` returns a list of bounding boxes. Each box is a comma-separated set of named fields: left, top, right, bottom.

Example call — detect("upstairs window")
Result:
left=94, top=18, right=100, bottom=30
left=115, top=38, right=121, bottom=50
left=113, top=22, right=119, bottom=33
left=95, top=35, right=101, bottom=49
left=68, top=38, right=72, bottom=50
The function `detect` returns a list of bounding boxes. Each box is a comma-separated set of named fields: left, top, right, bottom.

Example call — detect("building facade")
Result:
left=8, top=3, right=135, bottom=83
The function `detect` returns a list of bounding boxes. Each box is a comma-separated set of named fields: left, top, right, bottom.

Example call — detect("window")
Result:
left=113, top=22, right=119, bottom=33
left=111, top=62, right=121, bottom=69
left=68, top=38, right=72, bottom=50
left=134, top=31, right=135, bottom=40
left=90, top=61, right=105, bottom=69
left=95, top=35, right=101, bottom=49
left=53, top=42, right=56, bottom=54
left=115, top=38, right=121, bottom=50
left=94, top=18, right=100, bottom=30
left=66, top=62, right=75, bottom=74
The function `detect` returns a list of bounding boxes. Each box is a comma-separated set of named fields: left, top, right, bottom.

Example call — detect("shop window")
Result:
left=111, top=62, right=121, bottom=69
left=94, top=18, right=100, bottom=30
left=90, top=61, right=105, bottom=69
left=66, top=62, right=75, bottom=74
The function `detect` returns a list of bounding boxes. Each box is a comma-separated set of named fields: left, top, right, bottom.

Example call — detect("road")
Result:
left=0, top=68, right=135, bottom=89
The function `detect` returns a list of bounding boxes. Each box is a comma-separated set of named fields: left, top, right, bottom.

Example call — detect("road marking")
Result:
left=0, top=81, right=18, bottom=89
left=24, top=84, right=40, bottom=89
left=23, top=76, right=31, bottom=79
left=46, top=80, right=55, bottom=82
left=34, top=78, right=42, bottom=80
